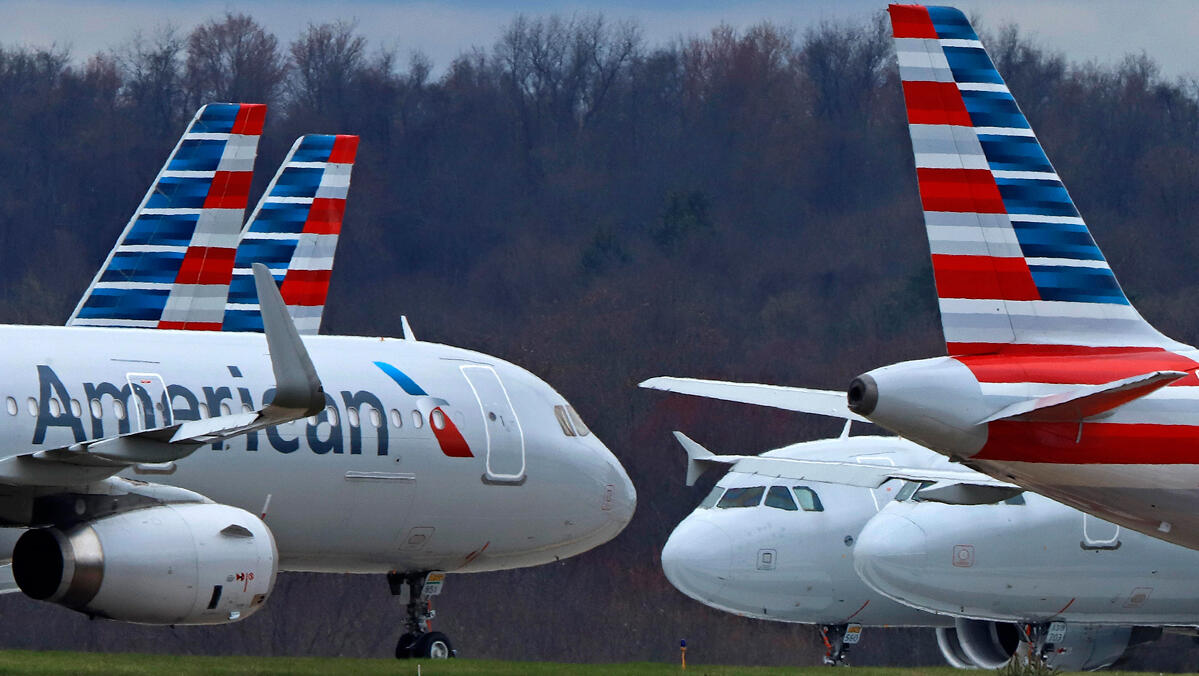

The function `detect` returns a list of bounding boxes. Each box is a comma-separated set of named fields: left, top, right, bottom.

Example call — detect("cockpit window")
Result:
left=765, top=486, right=798, bottom=511
left=792, top=486, right=824, bottom=512
left=698, top=485, right=723, bottom=509
left=716, top=486, right=765, bottom=509
left=1004, top=494, right=1026, bottom=506
left=896, top=480, right=933, bottom=502
left=553, top=405, right=576, bottom=436
left=566, top=406, right=590, bottom=436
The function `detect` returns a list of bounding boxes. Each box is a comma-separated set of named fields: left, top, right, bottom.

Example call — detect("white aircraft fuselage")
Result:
left=855, top=489, right=1199, bottom=625
left=2, top=324, right=635, bottom=574
left=661, top=436, right=950, bottom=628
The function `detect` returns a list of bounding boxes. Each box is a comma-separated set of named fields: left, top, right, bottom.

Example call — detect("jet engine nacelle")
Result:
left=12, top=503, right=276, bottom=625
left=1040, top=625, right=1159, bottom=672
left=953, top=618, right=1022, bottom=669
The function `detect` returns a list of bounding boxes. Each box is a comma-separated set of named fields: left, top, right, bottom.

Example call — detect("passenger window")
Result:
left=220, top=403, right=233, bottom=416
left=566, top=406, right=590, bottom=436
left=4, top=397, right=15, bottom=416
left=698, top=485, right=724, bottom=509
left=431, top=409, right=446, bottom=430
left=347, top=407, right=360, bottom=428
left=411, top=410, right=423, bottom=429
left=26, top=397, right=35, bottom=416
left=765, top=486, right=798, bottom=511
left=554, top=405, right=576, bottom=436
left=48, top=398, right=61, bottom=417
left=89, top=399, right=102, bottom=419
left=389, top=409, right=403, bottom=428
left=792, top=486, right=824, bottom=512
left=717, top=486, right=765, bottom=509
left=198, top=403, right=210, bottom=418
left=113, top=400, right=127, bottom=421
left=369, top=408, right=383, bottom=428
left=70, top=399, right=81, bottom=417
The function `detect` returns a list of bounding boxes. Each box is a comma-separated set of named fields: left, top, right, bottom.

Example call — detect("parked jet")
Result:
left=855, top=488, right=1194, bottom=669
left=2, top=105, right=634, bottom=660
left=846, top=4, right=1199, bottom=550
left=645, top=378, right=1181, bottom=669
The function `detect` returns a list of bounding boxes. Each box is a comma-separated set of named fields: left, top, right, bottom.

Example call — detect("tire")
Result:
left=395, top=632, right=420, bottom=659
left=413, top=631, right=453, bottom=659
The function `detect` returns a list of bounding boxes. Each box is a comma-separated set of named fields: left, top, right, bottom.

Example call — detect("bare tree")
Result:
left=288, top=20, right=365, bottom=116
left=184, top=13, right=288, bottom=107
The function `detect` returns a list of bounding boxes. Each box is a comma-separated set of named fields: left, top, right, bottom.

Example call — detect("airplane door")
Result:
left=126, top=373, right=171, bottom=431
left=1081, top=512, right=1120, bottom=550
left=460, top=365, right=525, bottom=482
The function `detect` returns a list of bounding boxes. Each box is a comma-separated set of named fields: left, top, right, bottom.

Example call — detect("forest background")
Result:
left=0, top=7, right=1195, bottom=670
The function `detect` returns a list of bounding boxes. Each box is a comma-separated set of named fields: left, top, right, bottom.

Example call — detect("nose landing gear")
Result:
left=820, top=623, right=862, bottom=666
left=388, top=571, right=455, bottom=659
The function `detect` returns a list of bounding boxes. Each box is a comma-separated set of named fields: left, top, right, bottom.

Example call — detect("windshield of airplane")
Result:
left=763, top=486, right=796, bottom=510
left=792, top=486, right=823, bottom=512
left=698, top=485, right=723, bottom=509
left=716, top=486, right=765, bottom=508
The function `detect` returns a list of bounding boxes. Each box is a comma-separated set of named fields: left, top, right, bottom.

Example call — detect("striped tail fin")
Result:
left=888, top=5, right=1187, bottom=355
left=223, top=134, right=358, bottom=334
left=69, top=103, right=265, bottom=329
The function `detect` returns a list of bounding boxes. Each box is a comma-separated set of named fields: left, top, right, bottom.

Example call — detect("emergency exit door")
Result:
left=461, top=365, right=525, bottom=482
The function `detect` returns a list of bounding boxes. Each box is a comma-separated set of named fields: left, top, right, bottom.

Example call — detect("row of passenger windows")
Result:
left=2, top=396, right=450, bottom=431
left=699, top=484, right=824, bottom=512
left=553, top=405, right=590, bottom=437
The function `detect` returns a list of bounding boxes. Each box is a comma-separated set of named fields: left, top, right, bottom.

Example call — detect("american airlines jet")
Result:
left=844, top=5, right=1199, bottom=551
left=0, top=104, right=635, bottom=660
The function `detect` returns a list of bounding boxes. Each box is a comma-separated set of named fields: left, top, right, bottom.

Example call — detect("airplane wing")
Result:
left=640, top=376, right=868, bottom=421
left=675, top=431, right=1021, bottom=504
left=0, top=264, right=324, bottom=487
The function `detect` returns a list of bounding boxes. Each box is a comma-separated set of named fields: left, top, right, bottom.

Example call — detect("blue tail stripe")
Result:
left=99, top=251, right=186, bottom=283
left=222, top=309, right=264, bottom=332
left=943, top=47, right=1003, bottom=85
left=1028, top=265, right=1128, bottom=305
left=146, top=175, right=214, bottom=209
left=961, top=90, right=1030, bottom=129
left=124, top=213, right=200, bottom=247
left=192, top=103, right=240, bottom=134
left=1010, top=221, right=1104, bottom=261
left=995, top=178, right=1080, bottom=218
left=293, top=135, right=336, bottom=163
left=233, top=239, right=298, bottom=266
left=271, top=167, right=325, bottom=198
left=167, top=139, right=227, bottom=172
left=248, top=202, right=310, bottom=233
left=978, top=135, right=1053, bottom=173
left=928, top=6, right=978, bottom=40
left=77, top=288, right=171, bottom=319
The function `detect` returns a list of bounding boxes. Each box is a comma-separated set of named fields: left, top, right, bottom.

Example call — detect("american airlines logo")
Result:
left=29, top=364, right=471, bottom=458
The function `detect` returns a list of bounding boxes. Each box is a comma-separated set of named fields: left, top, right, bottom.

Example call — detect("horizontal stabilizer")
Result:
left=672, top=431, right=737, bottom=486
left=642, top=377, right=868, bottom=422
left=978, top=370, right=1187, bottom=424
left=721, top=455, right=1014, bottom=490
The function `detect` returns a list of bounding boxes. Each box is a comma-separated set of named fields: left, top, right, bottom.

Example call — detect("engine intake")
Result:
left=13, top=503, right=276, bottom=625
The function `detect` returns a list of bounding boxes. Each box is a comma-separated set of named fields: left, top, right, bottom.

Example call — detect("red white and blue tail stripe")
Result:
left=69, top=103, right=265, bottom=330
left=889, top=5, right=1188, bottom=355
left=223, top=134, right=358, bottom=334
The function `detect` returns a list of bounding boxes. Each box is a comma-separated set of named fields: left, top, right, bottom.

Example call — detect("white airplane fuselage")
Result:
left=855, top=489, right=1199, bottom=625
left=661, top=436, right=950, bottom=628
left=1, top=324, right=635, bottom=574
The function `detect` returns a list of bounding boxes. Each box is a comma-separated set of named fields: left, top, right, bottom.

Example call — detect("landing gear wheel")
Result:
left=414, top=631, right=453, bottom=659
left=395, top=632, right=420, bottom=659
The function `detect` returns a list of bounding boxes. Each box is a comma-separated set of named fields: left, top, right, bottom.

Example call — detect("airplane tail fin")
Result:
left=69, top=103, right=265, bottom=329
left=888, top=5, right=1186, bottom=355
left=223, top=134, right=359, bottom=334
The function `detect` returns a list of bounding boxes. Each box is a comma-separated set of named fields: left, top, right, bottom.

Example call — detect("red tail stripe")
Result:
left=232, top=104, right=267, bottom=136
left=157, top=320, right=222, bottom=331
left=175, top=246, right=236, bottom=285
left=329, top=135, right=359, bottom=164
left=917, top=168, right=1006, bottom=213
left=304, top=198, right=346, bottom=234
left=977, top=421, right=1199, bottom=464
left=204, top=171, right=253, bottom=209
left=280, top=270, right=332, bottom=306
left=947, top=343, right=1178, bottom=357
left=902, top=81, right=973, bottom=126
left=956, top=351, right=1199, bottom=385
left=931, top=254, right=1039, bottom=301
left=888, top=5, right=937, bottom=39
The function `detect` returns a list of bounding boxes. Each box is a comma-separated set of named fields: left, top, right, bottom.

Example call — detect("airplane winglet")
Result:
left=672, top=431, right=736, bottom=486
left=401, top=315, right=416, bottom=341
left=253, top=263, right=325, bottom=417
left=978, top=370, right=1187, bottom=424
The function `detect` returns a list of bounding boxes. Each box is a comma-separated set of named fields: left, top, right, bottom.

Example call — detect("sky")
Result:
left=2, top=0, right=1197, bottom=80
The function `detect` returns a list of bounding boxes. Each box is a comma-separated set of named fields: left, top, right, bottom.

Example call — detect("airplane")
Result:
left=844, top=4, right=1199, bottom=550
left=645, top=377, right=1185, bottom=669
left=854, top=487, right=1196, bottom=669
left=0, top=104, right=635, bottom=660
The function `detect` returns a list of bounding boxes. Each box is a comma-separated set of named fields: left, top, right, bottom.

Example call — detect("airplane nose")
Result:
left=661, top=517, right=733, bottom=602
left=852, top=512, right=927, bottom=600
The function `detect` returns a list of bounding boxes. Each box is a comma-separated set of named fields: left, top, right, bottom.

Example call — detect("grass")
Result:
left=0, top=651, right=1182, bottom=675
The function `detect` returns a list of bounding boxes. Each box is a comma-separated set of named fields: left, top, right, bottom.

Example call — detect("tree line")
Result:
left=0, top=9, right=1195, bottom=669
